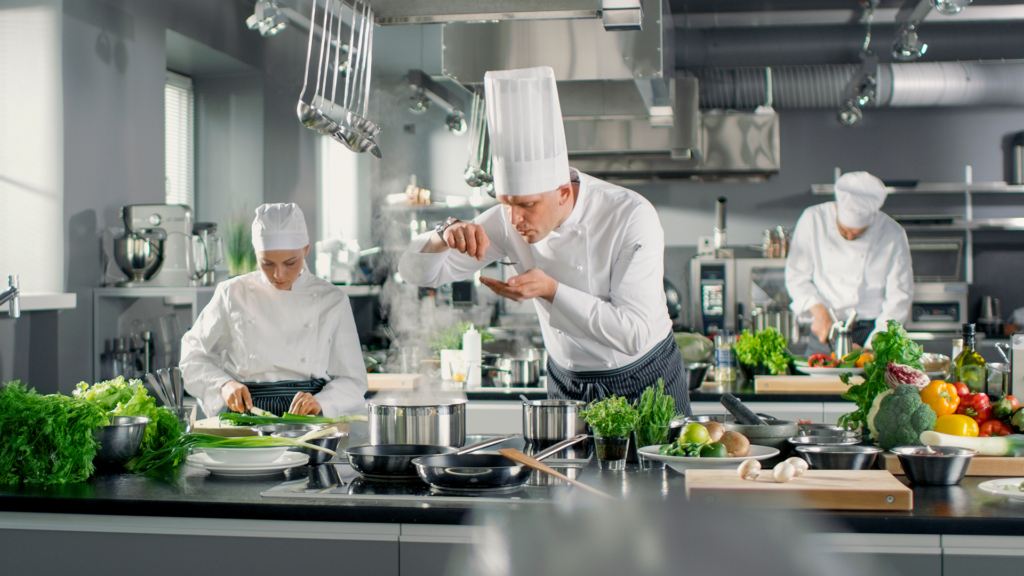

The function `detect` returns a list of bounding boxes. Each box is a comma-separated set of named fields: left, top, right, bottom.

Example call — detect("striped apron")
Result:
left=547, top=332, right=691, bottom=415
left=242, top=377, right=327, bottom=416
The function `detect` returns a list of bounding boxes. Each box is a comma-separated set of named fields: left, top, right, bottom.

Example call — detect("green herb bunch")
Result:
left=634, top=379, right=685, bottom=447
left=428, top=321, right=494, bottom=353
left=0, top=382, right=109, bottom=485
left=734, top=327, right=791, bottom=375
left=838, top=320, right=923, bottom=434
left=580, top=395, right=640, bottom=437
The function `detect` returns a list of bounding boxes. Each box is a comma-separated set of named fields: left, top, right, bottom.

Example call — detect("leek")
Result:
left=920, top=430, right=1024, bottom=456
left=219, top=412, right=367, bottom=426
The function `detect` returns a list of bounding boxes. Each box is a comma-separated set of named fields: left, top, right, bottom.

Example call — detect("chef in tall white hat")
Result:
left=180, top=203, right=367, bottom=417
left=785, top=171, right=913, bottom=351
left=399, top=66, right=688, bottom=413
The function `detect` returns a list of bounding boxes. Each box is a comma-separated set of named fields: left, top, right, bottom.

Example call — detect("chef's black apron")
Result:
left=546, top=332, right=691, bottom=415
left=242, top=377, right=327, bottom=416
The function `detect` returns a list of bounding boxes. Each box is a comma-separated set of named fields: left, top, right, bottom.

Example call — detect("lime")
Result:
left=698, top=441, right=728, bottom=458
left=679, top=423, right=710, bottom=445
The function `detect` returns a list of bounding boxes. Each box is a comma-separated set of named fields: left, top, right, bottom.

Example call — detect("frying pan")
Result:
left=346, top=434, right=520, bottom=480
left=412, top=434, right=589, bottom=491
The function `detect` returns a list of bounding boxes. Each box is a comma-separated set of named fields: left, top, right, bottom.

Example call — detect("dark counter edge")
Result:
left=3, top=488, right=1023, bottom=536
left=461, top=390, right=849, bottom=403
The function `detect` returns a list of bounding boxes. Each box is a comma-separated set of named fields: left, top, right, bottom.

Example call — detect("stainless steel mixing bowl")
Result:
left=93, top=416, right=150, bottom=466
left=795, top=444, right=882, bottom=470
left=114, top=233, right=164, bottom=282
left=890, top=445, right=977, bottom=485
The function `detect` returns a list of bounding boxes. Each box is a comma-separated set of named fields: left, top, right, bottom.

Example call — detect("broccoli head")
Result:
left=874, top=385, right=937, bottom=450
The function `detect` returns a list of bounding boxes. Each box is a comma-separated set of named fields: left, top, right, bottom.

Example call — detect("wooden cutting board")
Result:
left=367, top=373, right=422, bottom=391
left=685, top=469, right=913, bottom=510
left=754, top=375, right=861, bottom=394
left=881, top=452, right=1024, bottom=477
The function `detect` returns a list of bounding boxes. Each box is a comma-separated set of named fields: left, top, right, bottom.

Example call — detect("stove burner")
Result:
left=428, top=484, right=529, bottom=496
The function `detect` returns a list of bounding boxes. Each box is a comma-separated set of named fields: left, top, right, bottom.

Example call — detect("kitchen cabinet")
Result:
left=942, top=535, right=1024, bottom=576
left=808, top=533, right=943, bottom=576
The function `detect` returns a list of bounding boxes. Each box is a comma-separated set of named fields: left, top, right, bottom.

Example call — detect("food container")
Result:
left=787, top=435, right=860, bottom=447
left=367, top=397, right=467, bottom=447
left=273, top=429, right=349, bottom=465
left=795, top=445, right=882, bottom=470
left=93, top=416, right=150, bottom=466
left=890, top=445, right=977, bottom=485
left=522, top=399, right=586, bottom=442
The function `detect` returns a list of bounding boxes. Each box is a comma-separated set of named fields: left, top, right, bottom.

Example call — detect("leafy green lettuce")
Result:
left=734, top=327, right=791, bottom=375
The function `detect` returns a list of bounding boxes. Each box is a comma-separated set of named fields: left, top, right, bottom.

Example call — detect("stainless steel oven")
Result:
left=690, top=257, right=790, bottom=336
left=906, top=282, right=969, bottom=332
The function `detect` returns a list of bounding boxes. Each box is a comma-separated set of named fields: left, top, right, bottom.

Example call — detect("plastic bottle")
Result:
left=462, top=324, right=482, bottom=387
left=714, top=330, right=737, bottom=384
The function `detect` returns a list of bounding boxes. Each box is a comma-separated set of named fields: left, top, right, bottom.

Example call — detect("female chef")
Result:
left=180, top=203, right=368, bottom=417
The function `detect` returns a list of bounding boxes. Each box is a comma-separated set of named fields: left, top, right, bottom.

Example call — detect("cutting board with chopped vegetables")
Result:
left=881, top=452, right=1024, bottom=476
left=685, top=469, right=913, bottom=510
left=754, top=375, right=862, bottom=394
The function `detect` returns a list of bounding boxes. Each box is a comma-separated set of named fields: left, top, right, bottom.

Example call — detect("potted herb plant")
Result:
left=580, top=395, right=639, bottom=470
left=224, top=211, right=256, bottom=278
left=734, top=327, right=793, bottom=380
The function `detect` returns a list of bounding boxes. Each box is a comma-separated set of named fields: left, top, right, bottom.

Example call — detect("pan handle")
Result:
left=533, top=434, right=589, bottom=462
left=455, top=433, right=522, bottom=455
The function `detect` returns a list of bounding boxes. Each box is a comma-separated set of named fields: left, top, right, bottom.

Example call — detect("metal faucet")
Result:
left=0, top=275, right=20, bottom=319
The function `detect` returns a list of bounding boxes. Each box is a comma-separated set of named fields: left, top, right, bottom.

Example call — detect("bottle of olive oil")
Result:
left=948, top=323, right=987, bottom=393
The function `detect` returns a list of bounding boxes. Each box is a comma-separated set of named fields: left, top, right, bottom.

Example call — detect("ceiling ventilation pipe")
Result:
left=691, top=60, right=1024, bottom=110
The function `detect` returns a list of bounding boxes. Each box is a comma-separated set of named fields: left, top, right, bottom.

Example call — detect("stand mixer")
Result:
left=113, top=205, right=195, bottom=287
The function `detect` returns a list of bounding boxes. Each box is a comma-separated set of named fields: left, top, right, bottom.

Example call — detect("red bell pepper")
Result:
left=956, top=393, right=992, bottom=425
left=808, top=353, right=839, bottom=368
left=979, top=419, right=1013, bottom=437
left=952, top=382, right=971, bottom=398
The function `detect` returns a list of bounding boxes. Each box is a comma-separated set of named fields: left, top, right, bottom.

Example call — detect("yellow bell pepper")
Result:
left=919, top=380, right=960, bottom=417
left=934, top=414, right=979, bottom=437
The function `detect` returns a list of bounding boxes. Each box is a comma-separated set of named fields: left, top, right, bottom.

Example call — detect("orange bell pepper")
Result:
left=919, top=380, right=960, bottom=417
left=934, top=414, right=979, bottom=437
left=855, top=351, right=874, bottom=368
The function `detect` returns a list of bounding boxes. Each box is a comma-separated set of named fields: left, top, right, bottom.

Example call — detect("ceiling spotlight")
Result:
left=931, top=0, right=971, bottom=15
left=837, top=101, right=863, bottom=126
left=246, top=1, right=288, bottom=37
left=446, top=113, right=468, bottom=135
left=893, top=23, right=927, bottom=60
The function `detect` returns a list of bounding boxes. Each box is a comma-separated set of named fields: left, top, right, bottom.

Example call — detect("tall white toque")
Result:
left=251, top=203, right=310, bottom=252
left=484, top=66, right=570, bottom=197
left=835, top=171, right=887, bottom=228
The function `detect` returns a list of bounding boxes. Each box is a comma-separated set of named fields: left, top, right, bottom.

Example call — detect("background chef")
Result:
left=785, top=171, right=913, bottom=352
left=398, top=66, right=688, bottom=413
left=180, top=203, right=367, bottom=417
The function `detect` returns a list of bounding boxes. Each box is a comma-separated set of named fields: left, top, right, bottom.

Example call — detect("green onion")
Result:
left=218, top=412, right=367, bottom=426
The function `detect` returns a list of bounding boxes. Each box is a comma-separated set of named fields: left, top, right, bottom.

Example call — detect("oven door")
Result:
left=906, top=282, right=968, bottom=332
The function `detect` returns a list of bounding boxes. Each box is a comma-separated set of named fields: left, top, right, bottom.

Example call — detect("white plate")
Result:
left=977, top=478, right=1024, bottom=502
left=638, top=444, right=779, bottom=474
left=793, top=365, right=865, bottom=376
left=201, top=446, right=291, bottom=465
left=186, top=451, right=309, bottom=476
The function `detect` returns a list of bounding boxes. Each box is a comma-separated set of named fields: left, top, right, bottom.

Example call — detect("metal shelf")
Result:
left=811, top=182, right=1024, bottom=195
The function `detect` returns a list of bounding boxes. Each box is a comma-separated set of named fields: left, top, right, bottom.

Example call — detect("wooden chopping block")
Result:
left=367, top=373, right=422, bottom=391
left=685, top=469, right=913, bottom=511
left=881, top=452, right=1024, bottom=477
left=754, top=375, right=861, bottom=394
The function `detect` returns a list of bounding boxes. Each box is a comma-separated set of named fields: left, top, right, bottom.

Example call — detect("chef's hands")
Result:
left=423, top=221, right=490, bottom=260
left=480, top=269, right=559, bottom=303
left=221, top=381, right=252, bottom=413
left=288, top=392, right=322, bottom=416
left=810, top=304, right=833, bottom=344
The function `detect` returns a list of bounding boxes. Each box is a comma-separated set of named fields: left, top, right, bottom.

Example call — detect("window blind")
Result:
left=165, top=71, right=194, bottom=208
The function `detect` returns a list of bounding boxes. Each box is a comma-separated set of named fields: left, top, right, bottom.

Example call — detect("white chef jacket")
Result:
left=399, top=169, right=672, bottom=372
left=180, top=269, right=368, bottom=418
left=785, top=202, right=914, bottom=345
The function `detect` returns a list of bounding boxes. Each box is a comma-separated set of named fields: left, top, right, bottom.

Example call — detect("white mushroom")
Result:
left=737, top=459, right=761, bottom=481
left=772, top=462, right=797, bottom=483
left=784, top=457, right=809, bottom=476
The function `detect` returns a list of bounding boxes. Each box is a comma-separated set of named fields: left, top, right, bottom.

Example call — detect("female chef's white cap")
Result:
left=251, top=203, right=309, bottom=252
left=835, top=171, right=887, bottom=228
left=484, top=66, right=570, bottom=197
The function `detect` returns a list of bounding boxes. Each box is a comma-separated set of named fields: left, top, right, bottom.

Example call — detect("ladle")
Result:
left=302, top=0, right=336, bottom=132
left=295, top=0, right=319, bottom=125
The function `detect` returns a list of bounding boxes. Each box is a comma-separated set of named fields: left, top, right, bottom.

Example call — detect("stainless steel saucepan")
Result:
left=522, top=399, right=586, bottom=443
left=412, top=434, right=588, bottom=491
left=367, top=397, right=466, bottom=447
left=483, top=358, right=541, bottom=387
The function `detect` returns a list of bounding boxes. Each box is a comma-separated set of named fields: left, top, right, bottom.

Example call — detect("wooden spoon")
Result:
left=498, top=448, right=615, bottom=500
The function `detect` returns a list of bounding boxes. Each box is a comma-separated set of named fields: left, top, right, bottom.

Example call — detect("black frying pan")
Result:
left=346, top=434, right=520, bottom=479
left=412, top=434, right=589, bottom=491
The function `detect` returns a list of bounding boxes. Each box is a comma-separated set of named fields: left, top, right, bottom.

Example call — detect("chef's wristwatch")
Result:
left=434, top=217, right=459, bottom=240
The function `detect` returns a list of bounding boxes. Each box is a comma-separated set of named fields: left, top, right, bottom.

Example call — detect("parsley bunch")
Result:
left=581, top=395, right=640, bottom=437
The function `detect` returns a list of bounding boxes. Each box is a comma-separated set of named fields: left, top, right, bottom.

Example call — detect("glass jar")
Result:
left=714, top=330, right=737, bottom=384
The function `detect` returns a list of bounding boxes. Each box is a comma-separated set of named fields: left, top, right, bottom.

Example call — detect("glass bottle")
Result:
left=715, top=330, right=737, bottom=384
left=948, top=323, right=987, bottom=393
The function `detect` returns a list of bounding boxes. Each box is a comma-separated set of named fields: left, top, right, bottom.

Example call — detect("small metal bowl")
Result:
left=253, top=423, right=323, bottom=437
left=93, top=416, right=150, bottom=466
left=795, top=445, right=882, bottom=470
left=890, top=445, right=977, bottom=485
left=797, top=423, right=845, bottom=434
left=273, top=429, right=349, bottom=465
left=799, top=429, right=863, bottom=441
left=787, top=435, right=861, bottom=447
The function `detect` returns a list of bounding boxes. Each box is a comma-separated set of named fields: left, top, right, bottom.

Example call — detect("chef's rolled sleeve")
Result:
left=785, top=211, right=826, bottom=315
left=180, top=285, right=236, bottom=417
left=318, top=296, right=369, bottom=417
left=398, top=209, right=508, bottom=287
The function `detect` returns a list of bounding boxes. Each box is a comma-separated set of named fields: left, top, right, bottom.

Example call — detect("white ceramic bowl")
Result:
left=638, top=444, right=779, bottom=474
left=201, top=446, right=291, bottom=465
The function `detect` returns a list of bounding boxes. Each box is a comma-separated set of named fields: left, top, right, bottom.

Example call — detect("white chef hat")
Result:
left=484, top=66, right=570, bottom=197
left=835, top=171, right=887, bottom=228
left=251, top=203, right=309, bottom=252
